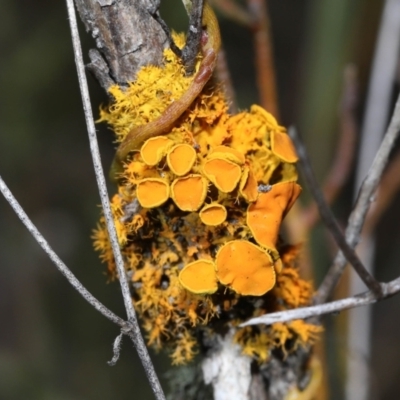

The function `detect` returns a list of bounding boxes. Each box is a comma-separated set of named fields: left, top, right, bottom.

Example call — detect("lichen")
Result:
left=92, top=33, right=321, bottom=365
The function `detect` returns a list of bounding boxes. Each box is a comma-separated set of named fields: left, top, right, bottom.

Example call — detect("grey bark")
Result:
left=75, top=0, right=168, bottom=89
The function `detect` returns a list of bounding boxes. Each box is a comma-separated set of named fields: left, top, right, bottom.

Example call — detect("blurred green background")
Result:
left=1, top=0, right=400, bottom=399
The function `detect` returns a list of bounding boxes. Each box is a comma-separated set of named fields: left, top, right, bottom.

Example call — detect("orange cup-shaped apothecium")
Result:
left=246, top=181, right=302, bottom=250
left=215, top=240, right=276, bottom=296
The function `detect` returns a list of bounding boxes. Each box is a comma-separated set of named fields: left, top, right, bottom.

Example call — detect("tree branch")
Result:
left=74, top=0, right=168, bottom=89
left=66, top=1, right=165, bottom=398
left=247, top=0, right=279, bottom=118
left=301, top=64, right=358, bottom=230
left=289, top=127, right=382, bottom=296
left=0, top=175, right=124, bottom=327
left=241, top=277, right=400, bottom=327
left=315, top=91, right=400, bottom=304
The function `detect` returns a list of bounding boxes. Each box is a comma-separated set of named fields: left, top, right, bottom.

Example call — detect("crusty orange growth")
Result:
left=270, top=130, right=298, bottom=163
left=247, top=181, right=302, bottom=250
left=199, top=203, right=227, bottom=226
left=179, top=260, right=218, bottom=294
left=215, top=240, right=276, bottom=296
left=93, top=28, right=319, bottom=366
left=167, top=144, right=197, bottom=176
left=136, top=178, right=170, bottom=208
left=140, top=136, right=173, bottom=166
left=170, top=175, right=208, bottom=211
left=203, top=158, right=242, bottom=193
left=239, top=166, right=258, bottom=202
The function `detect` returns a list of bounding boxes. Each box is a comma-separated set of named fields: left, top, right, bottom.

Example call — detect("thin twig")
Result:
left=210, top=0, right=253, bottom=27
left=289, top=127, right=382, bottom=296
left=247, top=0, right=279, bottom=118
left=0, top=175, right=124, bottom=327
left=240, top=277, right=400, bottom=327
left=181, top=0, right=204, bottom=74
left=66, top=1, right=165, bottom=399
left=363, top=151, right=400, bottom=235
left=216, top=46, right=238, bottom=113
left=315, top=91, right=400, bottom=304
left=302, top=65, right=358, bottom=230
left=108, top=332, right=124, bottom=366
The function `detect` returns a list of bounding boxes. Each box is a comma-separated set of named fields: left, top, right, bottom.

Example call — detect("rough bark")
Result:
left=75, top=0, right=168, bottom=90
left=202, top=331, right=252, bottom=400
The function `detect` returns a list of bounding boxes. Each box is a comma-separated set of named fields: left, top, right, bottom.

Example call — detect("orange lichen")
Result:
left=93, top=31, right=320, bottom=366
left=170, top=175, right=208, bottom=211
left=199, top=203, right=227, bottom=226
left=209, top=145, right=245, bottom=164
left=167, top=143, right=197, bottom=176
left=239, top=166, right=258, bottom=202
left=140, top=136, right=173, bottom=166
left=203, top=158, right=242, bottom=193
left=215, top=240, right=276, bottom=296
left=270, top=130, right=298, bottom=163
left=136, top=178, right=170, bottom=208
left=247, top=181, right=302, bottom=250
left=179, top=260, right=218, bottom=294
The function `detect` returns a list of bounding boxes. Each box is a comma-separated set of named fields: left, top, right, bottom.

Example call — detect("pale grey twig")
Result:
left=0, top=175, right=124, bottom=327
left=66, top=1, right=165, bottom=399
left=108, top=332, right=124, bottom=366
left=240, top=276, right=400, bottom=327
left=315, top=91, right=400, bottom=304
left=289, top=127, right=382, bottom=296
left=65, top=0, right=134, bottom=323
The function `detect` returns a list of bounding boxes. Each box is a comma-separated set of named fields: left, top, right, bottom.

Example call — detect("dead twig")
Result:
left=315, top=91, right=400, bottom=304
left=289, top=127, right=382, bottom=296
left=0, top=175, right=124, bottom=327
left=210, top=0, right=253, bottom=27
left=363, top=151, right=400, bottom=236
left=66, top=1, right=165, bottom=398
left=302, top=65, right=358, bottom=230
left=240, top=277, right=399, bottom=327
left=247, top=0, right=279, bottom=118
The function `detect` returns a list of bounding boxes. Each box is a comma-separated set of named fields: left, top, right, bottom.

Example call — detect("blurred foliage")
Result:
left=2, top=0, right=400, bottom=399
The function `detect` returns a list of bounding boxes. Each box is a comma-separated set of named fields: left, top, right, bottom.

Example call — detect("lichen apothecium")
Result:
left=92, top=33, right=321, bottom=365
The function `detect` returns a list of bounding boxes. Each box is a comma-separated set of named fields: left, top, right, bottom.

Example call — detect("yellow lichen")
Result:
left=93, top=32, right=320, bottom=365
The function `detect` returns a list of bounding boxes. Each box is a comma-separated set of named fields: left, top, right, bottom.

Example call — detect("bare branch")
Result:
left=0, top=175, right=124, bottom=327
left=289, top=127, right=382, bottom=296
left=241, top=277, right=400, bottom=327
left=302, top=65, right=358, bottom=230
left=210, top=0, right=253, bottom=27
left=67, top=0, right=134, bottom=329
left=74, top=0, right=168, bottom=89
left=108, top=332, right=124, bottom=366
left=247, top=0, right=279, bottom=118
left=181, top=0, right=205, bottom=74
left=315, top=91, right=400, bottom=304
left=363, top=151, right=400, bottom=235
left=66, top=1, right=165, bottom=399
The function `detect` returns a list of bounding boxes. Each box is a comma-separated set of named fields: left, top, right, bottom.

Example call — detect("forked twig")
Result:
left=289, top=127, right=382, bottom=296
left=65, top=1, right=165, bottom=399
left=315, top=91, right=400, bottom=304
left=0, top=176, right=124, bottom=327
